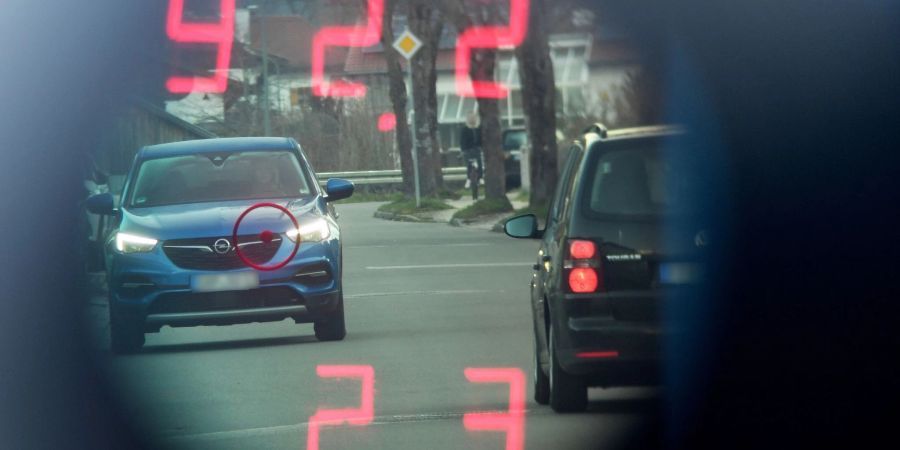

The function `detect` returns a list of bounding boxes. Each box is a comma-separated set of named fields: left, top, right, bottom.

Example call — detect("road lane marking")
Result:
left=160, top=410, right=538, bottom=443
left=345, top=289, right=502, bottom=299
left=348, top=243, right=492, bottom=249
left=365, top=262, right=532, bottom=270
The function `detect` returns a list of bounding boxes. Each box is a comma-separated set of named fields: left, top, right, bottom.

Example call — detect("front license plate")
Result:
left=659, top=262, right=702, bottom=285
left=191, top=272, right=259, bottom=293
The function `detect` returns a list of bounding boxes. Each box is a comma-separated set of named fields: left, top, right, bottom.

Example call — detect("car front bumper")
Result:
left=108, top=240, right=341, bottom=330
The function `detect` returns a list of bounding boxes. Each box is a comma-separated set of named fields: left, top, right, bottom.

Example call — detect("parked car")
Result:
left=504, top=124, right=699, bottom=412
left=502, top=128, right=527, bottom=189
left=86, top=137, right=354, bottom=353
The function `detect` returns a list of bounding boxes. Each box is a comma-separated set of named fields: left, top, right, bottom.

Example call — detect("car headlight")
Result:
left=285, top=218, right=330, bottom=243
left=116, top=232, right=158, bottom=254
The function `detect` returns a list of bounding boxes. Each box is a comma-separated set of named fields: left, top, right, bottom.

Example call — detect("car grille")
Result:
left=148, top=286, right=300, bottom=315
left=162, top=235, right=282, bottom=270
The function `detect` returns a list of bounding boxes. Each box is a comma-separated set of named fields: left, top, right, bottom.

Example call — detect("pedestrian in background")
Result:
left=460, top=111, right=483, bottom=189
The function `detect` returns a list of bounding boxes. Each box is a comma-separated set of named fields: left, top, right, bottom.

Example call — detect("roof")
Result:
left=139, top=137, right=296, bottom=159
left=249, top=16, right=349, bottom=69
left=131, top=98, right=217, bottom=139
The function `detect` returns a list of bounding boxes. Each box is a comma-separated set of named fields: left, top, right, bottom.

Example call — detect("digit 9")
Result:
left=165, top=0, right=236, bottom=94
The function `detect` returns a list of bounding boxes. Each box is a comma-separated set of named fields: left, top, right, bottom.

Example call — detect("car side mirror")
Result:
left=504, top=214, right=542, bottom=239
left=325, top=178, right=354, bottom=202
left=85, top=192, right=116, bottom=215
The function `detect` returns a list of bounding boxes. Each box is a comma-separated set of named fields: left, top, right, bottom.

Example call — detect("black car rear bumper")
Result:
left=553, top=291, right=662, bottom=381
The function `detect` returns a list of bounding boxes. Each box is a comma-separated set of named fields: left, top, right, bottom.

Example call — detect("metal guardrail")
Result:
left=317, top=167, right=468, bottom=186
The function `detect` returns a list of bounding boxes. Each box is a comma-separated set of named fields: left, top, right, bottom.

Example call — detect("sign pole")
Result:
left=393, top=30, right=424, bottom=209
left=408, top=70, right=421, bottom=208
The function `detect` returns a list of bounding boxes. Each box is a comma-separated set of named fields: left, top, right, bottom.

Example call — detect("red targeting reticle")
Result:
left=377, top=112, right=397, bottom=132
left=232, top=203, right=300, bottom=271
left=307, top=365, right=375, bottom=450
left=312, top=0, right=384, bottom=97
left=165, top=0, right=236, bottom=93
left=463, top=368, right=526, bottom=450
left=455, top=0, right=530, bottom=99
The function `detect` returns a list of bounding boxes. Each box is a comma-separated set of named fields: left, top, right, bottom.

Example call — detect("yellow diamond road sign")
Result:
left=393, top=30, right=423, bottom=60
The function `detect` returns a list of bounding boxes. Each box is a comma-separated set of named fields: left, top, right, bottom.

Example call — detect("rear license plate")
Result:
left=659, top=262, right=702, bottom=285
left=191, top=272, right=259, bottom=293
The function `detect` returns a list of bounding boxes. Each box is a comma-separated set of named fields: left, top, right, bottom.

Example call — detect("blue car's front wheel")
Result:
left=313, top=292, right=345, bottom=341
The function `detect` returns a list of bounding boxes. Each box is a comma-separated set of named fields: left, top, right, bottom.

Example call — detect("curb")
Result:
left=373, top=210, right=435, bottom=223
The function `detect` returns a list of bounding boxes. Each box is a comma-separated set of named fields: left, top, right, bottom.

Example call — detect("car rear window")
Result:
left=503, top=130, right=527, bottom=151
left=582, top=138, right=691, bottom=217
left=128, top=150, right=312, bottom=208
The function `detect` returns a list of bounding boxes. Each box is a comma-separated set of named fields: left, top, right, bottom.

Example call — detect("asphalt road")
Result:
left=87, top=202, right=658, bottom=450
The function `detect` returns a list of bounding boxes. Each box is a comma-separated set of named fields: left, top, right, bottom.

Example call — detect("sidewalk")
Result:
left=373, top=188, right=528, bottom=231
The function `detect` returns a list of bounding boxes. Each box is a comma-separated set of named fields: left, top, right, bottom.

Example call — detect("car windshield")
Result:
left=583, top=141, right=693, bottom=216
left=503, top=130, right=527, bottom=150
left=128, top=151, right=312, bottom=208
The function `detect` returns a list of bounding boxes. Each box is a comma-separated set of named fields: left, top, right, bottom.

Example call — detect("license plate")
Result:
left=191, top=272, right=259, bottom=293
left=659, top=262, right=702, bottom=285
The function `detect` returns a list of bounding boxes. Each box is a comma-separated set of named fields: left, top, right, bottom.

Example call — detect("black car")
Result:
left=505, top=124, right=699, bottom=412
left=502, top=128, right=527, bottom=189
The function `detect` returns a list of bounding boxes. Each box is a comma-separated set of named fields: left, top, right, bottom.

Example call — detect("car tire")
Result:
left=533, top=331, right=550, bottom=405
left=109, top=303, right=145, bottom=354
left=314, top=293, right=346, bottom=341
left=549, top=324, right=587, bottom=412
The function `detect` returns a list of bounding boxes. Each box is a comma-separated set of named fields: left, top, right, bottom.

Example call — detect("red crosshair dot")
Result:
left=377, top=112, right=396, bottom=132
left=232, top=203, right=300, bottom=271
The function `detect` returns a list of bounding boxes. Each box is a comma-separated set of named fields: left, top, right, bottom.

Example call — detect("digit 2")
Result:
left=307, top=365, right=375, bottom=450
left=311, top=0, right=384, bottom=97
left=455, top=0, right=530, bottom=99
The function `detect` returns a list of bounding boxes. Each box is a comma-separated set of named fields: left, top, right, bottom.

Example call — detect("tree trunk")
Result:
left=408, top=0, right=443, bottom=197
left=515, top=0, right=558, bottom=208
left=473, top=48, right=506, bottom=200
left=382, top=0, right=415, bottom=195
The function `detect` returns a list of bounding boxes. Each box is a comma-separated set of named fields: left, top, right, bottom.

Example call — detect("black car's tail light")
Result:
left=565, top=239, right=604, bottom=293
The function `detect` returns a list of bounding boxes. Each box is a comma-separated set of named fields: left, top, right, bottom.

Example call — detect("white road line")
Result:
left=160, top=410, right=535, bottom=443
left=345, top=289, right=501, bottom=299
left=347, top=243, right=492, bottom=249
left=365, top=262, right=532, bottom=270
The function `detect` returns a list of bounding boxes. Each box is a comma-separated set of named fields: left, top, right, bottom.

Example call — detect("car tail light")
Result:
left=576, top=351, right=619, bottom=359
left=566, top=239, right=604, bottom=293
left=569, top=268, right=598, bottom=293
left=569, top=240, right=595, bottom=259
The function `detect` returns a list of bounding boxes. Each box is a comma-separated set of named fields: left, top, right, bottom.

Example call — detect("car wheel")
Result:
left=314, top=293, right=346, bottom=341
left=533, top=331, right=550, bottom=405
left=549, top=324, right=587, bottom=412
left=109, top=303, right=144, bottom=354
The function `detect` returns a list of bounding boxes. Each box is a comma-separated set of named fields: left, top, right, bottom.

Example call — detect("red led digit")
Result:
left=165, top=0, right=235, bottom=93
left=307, top=365, right=375, bottom=450
left=312, top=0, right=384, bottom=97
left=455, top=0, right=530, bottom=99
left=463, top=368, right=526, bottom=450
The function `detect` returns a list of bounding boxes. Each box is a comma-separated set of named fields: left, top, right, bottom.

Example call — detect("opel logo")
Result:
left=694, top=230, right=708, bottom=248
left=213, top=238, right=232, bottom=255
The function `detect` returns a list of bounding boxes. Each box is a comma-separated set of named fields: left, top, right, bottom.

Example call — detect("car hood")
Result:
left=121, top=198, right=322, bottom=241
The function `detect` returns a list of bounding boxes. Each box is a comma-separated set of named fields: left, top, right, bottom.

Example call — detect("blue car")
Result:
left=86, top=137, right=354, bottom=353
